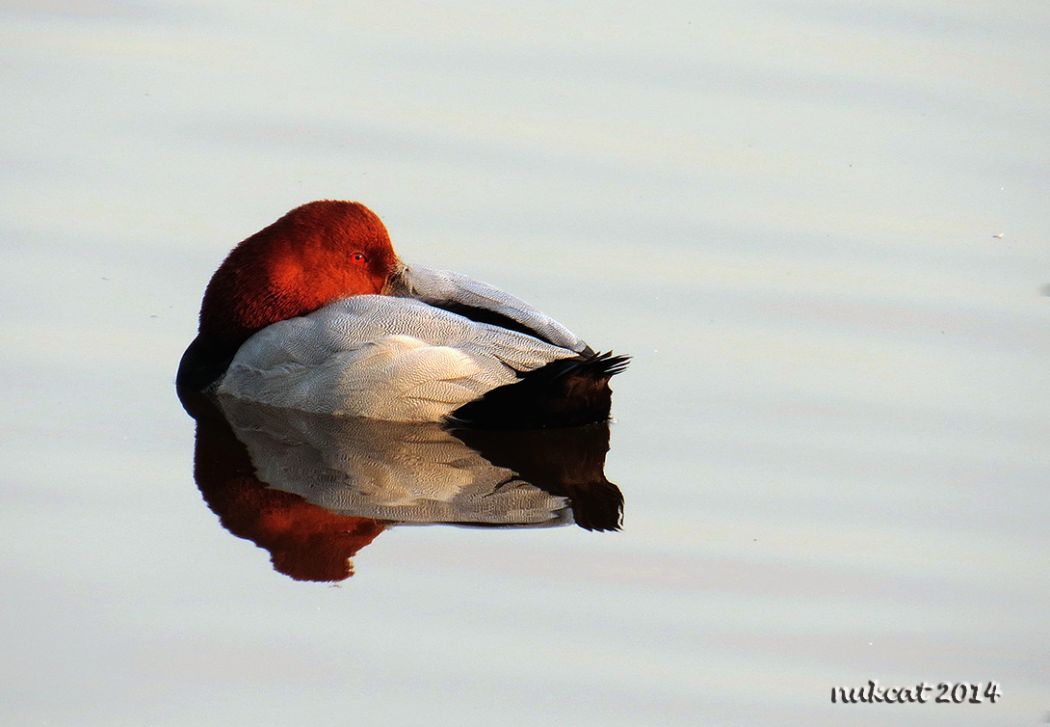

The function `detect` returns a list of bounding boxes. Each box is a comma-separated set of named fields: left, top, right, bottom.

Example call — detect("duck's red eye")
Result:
left=351, top=252, right=368, bottom=266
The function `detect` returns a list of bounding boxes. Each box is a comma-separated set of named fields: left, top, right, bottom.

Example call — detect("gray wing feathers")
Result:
left=217, top=296, right=578, bottom=420
left=391, top=265, right=590, bottom=353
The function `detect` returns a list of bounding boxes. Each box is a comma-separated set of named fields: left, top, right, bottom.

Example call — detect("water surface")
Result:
left=2, top=2, right=1048, bottom=725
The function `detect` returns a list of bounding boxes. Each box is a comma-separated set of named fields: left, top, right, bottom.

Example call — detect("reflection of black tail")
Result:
left=560, top=481, right=624, bottom=532
left=452, top=351, right=630, bottom=429
left=453, top=421, right=624, bottom=531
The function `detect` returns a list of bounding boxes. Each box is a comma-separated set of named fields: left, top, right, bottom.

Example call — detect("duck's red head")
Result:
left=201, top=200, right=398, bottom=343
left=177, top=200, right=399, bottom=389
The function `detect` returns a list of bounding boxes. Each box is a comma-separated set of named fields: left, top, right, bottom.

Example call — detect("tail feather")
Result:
left=450, top=350, right=629, bottom=429
left=581, top=351, right=631, bottom=378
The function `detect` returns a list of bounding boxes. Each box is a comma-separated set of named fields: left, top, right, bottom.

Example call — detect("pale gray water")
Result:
left=2, top=1, right=1048, bottom=725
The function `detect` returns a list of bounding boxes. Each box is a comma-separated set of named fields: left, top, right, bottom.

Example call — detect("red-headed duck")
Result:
left=177, top=201, right=628, bottom=427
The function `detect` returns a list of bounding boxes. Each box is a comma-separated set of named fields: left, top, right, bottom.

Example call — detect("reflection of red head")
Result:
left=191, top=401, right=388, bottom=582
left=224, top=484, right=387, bottom=582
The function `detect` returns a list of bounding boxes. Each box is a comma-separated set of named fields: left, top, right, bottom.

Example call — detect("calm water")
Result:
left=2, top=2, right=1048, bottom=725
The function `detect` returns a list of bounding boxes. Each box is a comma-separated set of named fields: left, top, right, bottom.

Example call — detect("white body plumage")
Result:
left=217, top=266, right=588, bottom=421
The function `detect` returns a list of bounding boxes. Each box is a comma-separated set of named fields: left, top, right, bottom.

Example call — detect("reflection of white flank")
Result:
left=218, top=396, right=571, bottom=526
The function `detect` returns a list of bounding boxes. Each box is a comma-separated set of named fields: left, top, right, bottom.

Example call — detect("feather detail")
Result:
left=217, top=296, right=578, bottom=421
left=387, top=265, right=592, bottom=354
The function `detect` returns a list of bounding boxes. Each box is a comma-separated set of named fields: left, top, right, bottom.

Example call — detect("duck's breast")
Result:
left=216, top=295, right=578, bottom=421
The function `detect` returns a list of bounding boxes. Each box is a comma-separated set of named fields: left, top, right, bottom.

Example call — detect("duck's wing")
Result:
left=216, top=295, right=578, bottom=421
left=386, top=264, right=594, bottom=355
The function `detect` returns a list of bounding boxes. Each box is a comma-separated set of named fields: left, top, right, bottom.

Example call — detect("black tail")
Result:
left=450, top=351, right=630, bottom=429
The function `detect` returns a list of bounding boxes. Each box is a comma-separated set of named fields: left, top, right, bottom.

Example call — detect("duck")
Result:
left=176, top=200, right=628, bottom=428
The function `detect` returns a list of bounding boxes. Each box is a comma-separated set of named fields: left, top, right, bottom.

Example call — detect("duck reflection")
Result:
left=180, top=391, right=623, bottom=582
